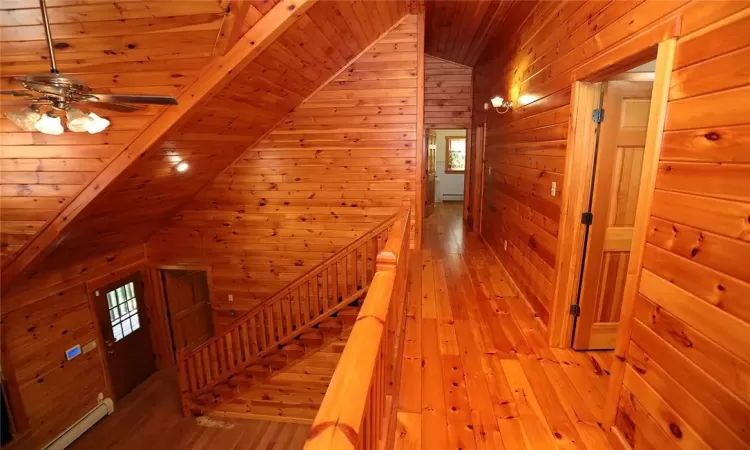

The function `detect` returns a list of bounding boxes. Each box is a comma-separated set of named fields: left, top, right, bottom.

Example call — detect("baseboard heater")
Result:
left=43, top=397, right=114, bottom=450
left=442, top=193, right=464, bottom=201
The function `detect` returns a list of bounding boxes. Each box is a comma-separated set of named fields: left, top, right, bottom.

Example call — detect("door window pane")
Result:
left=106, top=281, right=141, bottom=341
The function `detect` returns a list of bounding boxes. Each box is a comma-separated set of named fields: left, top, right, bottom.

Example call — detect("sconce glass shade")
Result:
left=66, top=108, right=94, bottom=132
left=34, top=112, right=64, bottom=135
left=5, top=108, right=41, bottom=131
left=490, top=96, right=505, bottom=108
left=86, top=112, right=110, bottom=134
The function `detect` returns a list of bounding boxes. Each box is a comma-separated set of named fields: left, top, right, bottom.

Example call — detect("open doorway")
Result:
left=159, top=269, right=214, bottom=356
left=425, top=128, right=467, bottom=217
left=570, top=60, right=656, bottom=351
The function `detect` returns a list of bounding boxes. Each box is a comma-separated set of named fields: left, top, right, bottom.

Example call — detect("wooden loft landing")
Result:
left=394, top=203, right=614, bottom=449
left=68, top=370, right=310, bottom=450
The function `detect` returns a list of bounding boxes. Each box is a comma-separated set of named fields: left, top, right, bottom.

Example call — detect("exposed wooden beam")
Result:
left=0, top=0, right=317, bottom=290
left=214, top=0, right=254, bottom=55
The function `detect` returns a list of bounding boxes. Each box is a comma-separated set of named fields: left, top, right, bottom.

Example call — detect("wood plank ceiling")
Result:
left=424, top=0, right=512, bottom=67
left=0, top=0, right=270, bottom=264
left=0, top=0, right=410, bottom=278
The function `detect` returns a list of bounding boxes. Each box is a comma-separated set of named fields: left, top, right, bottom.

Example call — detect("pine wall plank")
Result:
left=472, top=1, right=750, bottom=448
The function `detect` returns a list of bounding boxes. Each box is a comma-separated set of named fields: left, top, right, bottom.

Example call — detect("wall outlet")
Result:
left=550, top=181, right=557, bottom=197
left=228, top=294, right=234, bottom=303
left=504, top=240, right=508, bottom=251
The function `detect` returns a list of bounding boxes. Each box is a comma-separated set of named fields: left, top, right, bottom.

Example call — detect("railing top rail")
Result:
left=304, top=203, right=411, bottom=449
left=183, top=206, right=405, bottom=358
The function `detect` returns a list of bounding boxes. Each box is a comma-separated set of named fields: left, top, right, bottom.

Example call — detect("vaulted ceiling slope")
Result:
left=1, top=0, right=411, bottom=286
left=424, top=0, right=512, bottom=67
left=148, top=15, right=419, bottom=313
left=0, top=0, right=244, bottom=265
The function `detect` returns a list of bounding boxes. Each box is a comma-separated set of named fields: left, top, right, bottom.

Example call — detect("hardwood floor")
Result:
left=394, top=202, right=614, bottom=450
left=69, top=370, right=310, bottom=450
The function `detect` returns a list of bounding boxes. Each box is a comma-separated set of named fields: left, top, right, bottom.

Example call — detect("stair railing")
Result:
left=176, top=205, right=408, bottom=407
left=303, top=203, right=411, bottom=450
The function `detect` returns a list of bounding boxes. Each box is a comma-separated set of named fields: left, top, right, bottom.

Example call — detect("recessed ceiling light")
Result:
left=175, top=161, right=189, bottom=173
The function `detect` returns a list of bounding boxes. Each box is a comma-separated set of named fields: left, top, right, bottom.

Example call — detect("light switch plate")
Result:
left=550, top=181, right=557, bottom=197
left=228, top=294, right=234, bottom=303
left=504, top=240, right=508, bottom=251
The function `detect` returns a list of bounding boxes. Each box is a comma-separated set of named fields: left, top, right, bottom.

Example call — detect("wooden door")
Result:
left=93, top=273, right=156, bottom=399
left=425, top=130, right=437, bottom=217
left=161, top=270, right=213, bottom=352
left=573, top=80, right=654, bottom=350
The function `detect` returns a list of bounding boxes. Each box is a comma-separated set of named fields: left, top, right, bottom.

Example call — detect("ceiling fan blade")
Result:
left=0, top=90, right=34, bottom=98
left=88, top=93, right=178, bottom=105
left=78, top=101, right=142, bottom=113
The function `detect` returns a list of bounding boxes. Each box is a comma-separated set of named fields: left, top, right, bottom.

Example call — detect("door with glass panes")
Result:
left=93, top=272, right=155, bottom=399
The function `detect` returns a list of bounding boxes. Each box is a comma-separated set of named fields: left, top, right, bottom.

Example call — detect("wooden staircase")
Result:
left=176, top=206, right=407, bottom=420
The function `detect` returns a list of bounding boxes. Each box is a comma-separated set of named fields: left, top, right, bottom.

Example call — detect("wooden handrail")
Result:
left=177, top=206, right=407, bottom=405
left=304, top=204, right=411, bottom=450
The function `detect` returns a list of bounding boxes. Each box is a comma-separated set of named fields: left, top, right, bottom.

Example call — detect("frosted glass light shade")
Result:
left=86, top=112, right=110, bottom=134
left=66, top=108, right=94, bottom=132
left=34, top=112, right=64, bottom=135
left=5, top=108, right=41, bottom=131
left=490, top=96, right=505, bottom=108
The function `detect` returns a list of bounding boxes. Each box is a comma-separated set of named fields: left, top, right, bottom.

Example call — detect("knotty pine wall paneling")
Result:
left=473, top=1, right=750, bottom=448
left=147, top=16, right=420, bottom=328
left=0, top=245, right=157, bottom=450
left=424, top=55, right=472, bottom=129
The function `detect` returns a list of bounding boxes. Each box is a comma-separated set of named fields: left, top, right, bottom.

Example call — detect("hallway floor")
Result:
left=395, top=202, right=614, bottom=449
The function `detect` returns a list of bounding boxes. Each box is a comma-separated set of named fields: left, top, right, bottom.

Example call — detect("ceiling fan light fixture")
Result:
left=85, top=112, right=110, bottom=134
left=35, top=111, right=64, bottom=135
left=174, top=161, right=190, bottom=173
left=66, top=107, right=93, bottom=132
left=6, top=107, right=41, bottom=131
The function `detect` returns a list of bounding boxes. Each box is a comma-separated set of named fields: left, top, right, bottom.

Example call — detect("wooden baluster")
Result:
left=283, top=294, right=293, bottom=334
left=216, top=335, right=226, bottom=376
left=231, top=327, right=242, bottom=366
left=201, top=347, right=213, bottom=387
left=321, top=270, right=330, bottom=311
left=209, top=343, right=219, bottom=381
left=302, top=282, right=311, bottom=323
left=240, top=322, right=252, bottom=364
left=312, top=275, right=321, bottom=315
left=265, top=306, right=275, bottom=345
left=360, top=243, right=367, bottom=289
left=273, top=300, right=283, bottom=340
left=225, top=332, right=235, bottom=372
left=177, top=349, right=190, bottom=394
left=291, top=289, right=304, bottom=330
left=249, top=315, right=259, bottom=354
left=186, top=355, right=198, bottom=392
left=332, top=260, right=340, bottom=304
left=194, top=353, right=206, bottom=389
left=258, top=310, right=268, bottom=350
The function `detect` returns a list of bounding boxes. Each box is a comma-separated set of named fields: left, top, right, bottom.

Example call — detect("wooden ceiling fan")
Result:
left=1, top=0, right=178, bottom=133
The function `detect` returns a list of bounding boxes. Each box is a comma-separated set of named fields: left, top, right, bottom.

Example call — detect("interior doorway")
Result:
left=160, top=269, right=213, bottom=356
left=570, top=61, right=656, bottom=351
left=92, top=272, right=156, bottom=400
left=425, top=128, right=468, bottom=218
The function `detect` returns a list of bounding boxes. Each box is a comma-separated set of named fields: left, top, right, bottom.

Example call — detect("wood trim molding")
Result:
left=415, top=12, right=426, bottom=251
left=603, top=37, right=676, bottom=430
left=0, top=0, right=318, bottom=291
left=547, top=81, right=602, bottom=349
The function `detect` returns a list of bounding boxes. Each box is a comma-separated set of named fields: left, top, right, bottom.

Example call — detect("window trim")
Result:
left=444, top=136, right=467, bottom=174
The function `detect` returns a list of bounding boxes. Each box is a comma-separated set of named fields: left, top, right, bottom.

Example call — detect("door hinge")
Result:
left=569, top=304, right=581, bottom=317
left=592, top=108, right=605, bottom=123
left=581, top=211, right=593, bottom=225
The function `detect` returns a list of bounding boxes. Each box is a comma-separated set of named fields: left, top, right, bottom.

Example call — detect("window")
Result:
left=106, top=282, right=140, bottom=341
left=445, top=136, right=467, bottom=173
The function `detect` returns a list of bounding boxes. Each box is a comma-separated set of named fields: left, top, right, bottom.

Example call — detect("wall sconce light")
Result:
left=484, top=96, right=513, bottom=114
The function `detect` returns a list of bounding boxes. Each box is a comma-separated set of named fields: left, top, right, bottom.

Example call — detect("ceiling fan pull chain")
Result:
left=39, top=0, right=58, bottom=73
